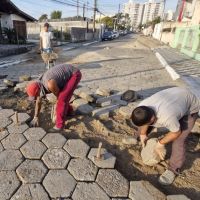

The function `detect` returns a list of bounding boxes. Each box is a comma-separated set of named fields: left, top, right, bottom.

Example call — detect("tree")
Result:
left=51, top=11, right=62, bottom=19
left=39, top=14, right=48, bottom=22
left=101, top=16, right=114, bottom=28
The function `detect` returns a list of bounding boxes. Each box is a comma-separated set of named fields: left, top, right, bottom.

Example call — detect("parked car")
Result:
left=102, top=31, right=114, bottom=41
left=112, top=31, right=119, bottom=38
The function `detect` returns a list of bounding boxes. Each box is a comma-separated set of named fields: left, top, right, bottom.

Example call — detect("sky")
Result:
left=11, top=0, right=178, bottom=20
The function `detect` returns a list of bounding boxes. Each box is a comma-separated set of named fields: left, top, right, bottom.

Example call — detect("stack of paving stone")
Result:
left=72, top=86, right=141, bottom=120
left=0, top=107, right=191, bottom=199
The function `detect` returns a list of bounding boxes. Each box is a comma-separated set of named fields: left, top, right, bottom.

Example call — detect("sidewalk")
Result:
left=153, top=46, right=200, bottom=98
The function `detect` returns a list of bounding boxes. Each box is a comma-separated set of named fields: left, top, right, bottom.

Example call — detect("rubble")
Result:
left=96, top=88, right=111, bottom=96
left=19, top=75, right=31, bottom=82
left=3, top=79, right=15, bottom=87
left=73, top=99, right=93, bottom=115
left=14, top=81, right=30, bottom=92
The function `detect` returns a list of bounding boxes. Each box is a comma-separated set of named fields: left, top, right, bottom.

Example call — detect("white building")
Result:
left=142, top=0, right=164, bottom=24
left=165, top=10, right=174, bottom=21
left=0, top=0, right=35, bottom=39
left=123, top=0, right=144, bottom=28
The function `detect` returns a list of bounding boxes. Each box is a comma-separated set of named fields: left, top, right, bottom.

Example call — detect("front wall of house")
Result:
left=0, top=13, right=13, bottom=29
left=10, top=14, right=26, bottom=22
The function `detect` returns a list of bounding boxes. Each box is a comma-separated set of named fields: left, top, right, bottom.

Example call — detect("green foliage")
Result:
left=39, top=14, right=48, bottom=22
left=52, top=29, right=71, bottom=41
left=101, top=16, right=114, bottom=28
left=2, top=28, right=26, bottom=44
left=51, top=10, right=62, bottom=19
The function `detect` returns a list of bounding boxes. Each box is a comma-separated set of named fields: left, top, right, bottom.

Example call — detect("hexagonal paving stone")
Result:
left=0, top=109, right=14, bottom=118
left=11, top=112, right=31, bottom=124
left=16, top=160, right=48, bottom=183
left=7, top=123, right=29, bottom=134
left=67, top=158, right=98, bottom=181
left=2, top=133, right=26, bottom=149
left=129, top=181, right=166, bottom=200
left=11, top=184, right=50, bottom=200
left=63, top=139, right=90, bottom=158
left=0, top=129, right=9, bottom=140
left=0, top=171, right=20, bottom=200
left=96, top=169, right=129, bottom=198
left=72, top=182, right=110, bottom=200
left=42, top=148, right=70, bottom=169
left=88, top=148, right=116, bottom=168
left=0, top=117, right=12, bottom=129
left=0, top=149, right=23, bottom=170
left=43, top=170, right=76, bottom=198
left=20, top=141, right=47, bottom=159
left=23, top=127, right=47, bottom=140
left=42, top=133, right=67, bottom=148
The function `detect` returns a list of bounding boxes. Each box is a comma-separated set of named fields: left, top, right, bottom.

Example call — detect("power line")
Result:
left=44, top=0, right=94, bottom=10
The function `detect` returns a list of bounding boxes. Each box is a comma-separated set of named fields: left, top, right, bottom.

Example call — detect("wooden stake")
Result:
left=96, top=142, right=102, bottom=159
left=15, top=112, right=19, bottom=125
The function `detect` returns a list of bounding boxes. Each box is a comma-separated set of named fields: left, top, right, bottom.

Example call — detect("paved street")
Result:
left=0, top=35, right=199, bottom=200
left=0, top=34, right=178, bottom=96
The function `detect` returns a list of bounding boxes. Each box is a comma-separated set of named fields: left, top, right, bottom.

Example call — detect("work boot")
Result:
left=158, top=169, right=176, bottom=185
left=48, top=126, right=62, bottom=133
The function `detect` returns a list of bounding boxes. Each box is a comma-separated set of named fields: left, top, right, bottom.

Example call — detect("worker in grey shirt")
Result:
left=131, top=87, right=200, bottom=185
left=26, top=64, right=81, bottom=131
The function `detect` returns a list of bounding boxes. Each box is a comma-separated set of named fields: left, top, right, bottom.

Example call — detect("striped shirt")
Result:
left=39, top=64, right=78, bottom=97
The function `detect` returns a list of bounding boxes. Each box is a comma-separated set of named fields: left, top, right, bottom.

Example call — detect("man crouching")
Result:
left=131, top=87, right=200, bottom=185
left=26, top=64, right=81, bottom=131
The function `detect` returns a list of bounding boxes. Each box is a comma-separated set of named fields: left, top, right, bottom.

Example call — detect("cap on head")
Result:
left=26, top=81, right=40, bottom=101
left=44, top=22, right=49, bottom=28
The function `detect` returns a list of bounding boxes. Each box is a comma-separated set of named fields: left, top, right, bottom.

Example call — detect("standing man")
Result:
left=131, top=87, right=200, bottom=185
left=26, top=64, right=81, bottom=131
left=40, top=22, right=53, bottom=53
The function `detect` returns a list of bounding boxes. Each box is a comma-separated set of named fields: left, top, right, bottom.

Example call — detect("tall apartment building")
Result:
left=123, top=0, right=144, bottom=28
left=142, top=0, right=164, bottom=24
left=123, top=0, right=164, bottom=28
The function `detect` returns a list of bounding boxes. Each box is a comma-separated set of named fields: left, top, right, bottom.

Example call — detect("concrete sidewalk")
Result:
left=153, top=46, right=200, bottom=98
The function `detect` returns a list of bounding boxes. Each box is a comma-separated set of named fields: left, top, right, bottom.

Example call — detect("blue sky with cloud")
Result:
left=12, top=0, right=178, bottom=19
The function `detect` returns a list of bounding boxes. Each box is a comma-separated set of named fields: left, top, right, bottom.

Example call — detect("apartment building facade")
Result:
left=142, top=0, right=164, bottom=24
left=123, top=0, right=164, bottom=28
left=123, top=0, right=144, bottom=28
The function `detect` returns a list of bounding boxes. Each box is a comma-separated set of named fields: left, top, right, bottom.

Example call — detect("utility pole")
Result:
left=86, top=1, right=89, bottom=18
left=93, top=0, right=97, bottom=39
left=117, top=4, right=121, bottom=29
left=83, top=3, right=85, bottom=20
left=77, top=0, right=79, bottom=19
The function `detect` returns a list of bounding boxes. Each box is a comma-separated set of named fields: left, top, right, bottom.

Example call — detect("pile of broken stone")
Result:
left=0, top=106, right=190, bottom=199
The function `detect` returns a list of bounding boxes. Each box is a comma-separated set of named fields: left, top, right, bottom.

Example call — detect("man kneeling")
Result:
left=131, top=87, right=200, bottom=185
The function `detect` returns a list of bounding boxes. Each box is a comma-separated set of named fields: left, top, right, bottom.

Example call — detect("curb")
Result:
left=82, top=41, right=99, bottom=46
left=62, top=47, right=76, bottom=51
left=154, top=51, right=180, bottom=81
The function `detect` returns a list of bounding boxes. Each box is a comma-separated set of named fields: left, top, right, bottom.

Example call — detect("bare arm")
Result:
left=40, top=37, right=43, bottom=50
left=47, top=79, right=60, bottom=97
left=159, top=131, right=181, bottom=145
left=34, top=96, right=42, bottom=117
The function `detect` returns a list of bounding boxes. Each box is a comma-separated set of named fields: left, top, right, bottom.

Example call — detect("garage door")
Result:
left=13, top=20, right=27, bottom=38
